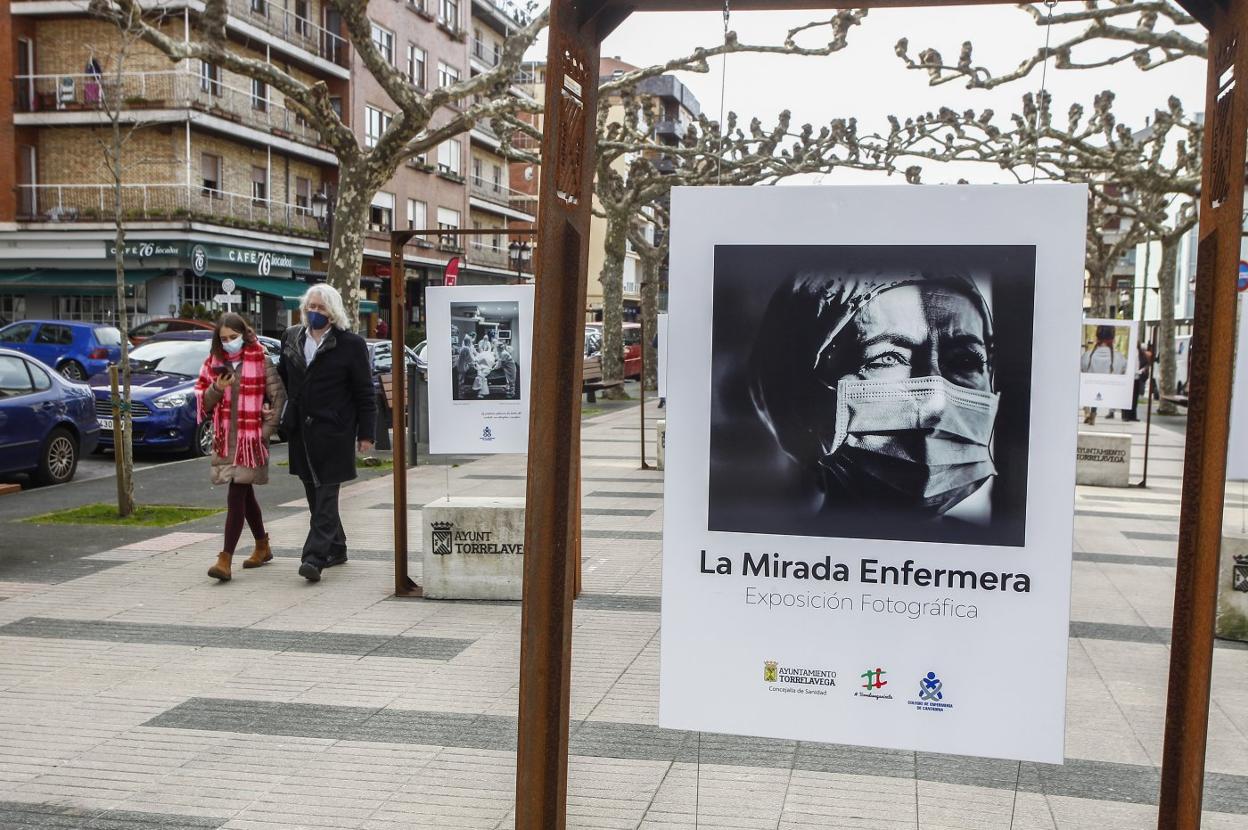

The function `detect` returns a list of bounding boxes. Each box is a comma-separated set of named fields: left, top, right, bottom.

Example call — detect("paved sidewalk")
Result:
left=0, top=401, right=1244, bottom=829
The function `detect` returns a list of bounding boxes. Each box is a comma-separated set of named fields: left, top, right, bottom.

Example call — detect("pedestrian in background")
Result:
left=1123, top=342, right=1154, bottom=422
left=194, top=312, right=286, bottom=582
left=278, top=284, right=377, bottom=583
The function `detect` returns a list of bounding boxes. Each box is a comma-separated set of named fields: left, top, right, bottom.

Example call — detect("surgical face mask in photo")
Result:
left=821, top=374, right=999, bottom=516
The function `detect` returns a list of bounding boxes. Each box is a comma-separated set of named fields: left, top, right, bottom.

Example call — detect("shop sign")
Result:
left=108, top=241, right=310, bottom=274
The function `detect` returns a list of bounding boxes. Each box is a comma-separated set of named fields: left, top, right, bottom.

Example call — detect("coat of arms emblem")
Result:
left=432, top=521, right=454, bottom=555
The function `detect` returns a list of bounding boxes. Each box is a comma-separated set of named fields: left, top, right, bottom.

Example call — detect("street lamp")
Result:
left=509, top=239, right=531, bottom=281
left=312, top=185, right=336, bottom=260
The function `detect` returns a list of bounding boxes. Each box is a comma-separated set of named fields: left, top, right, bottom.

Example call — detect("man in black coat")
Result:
left=278, top=284, right=377, bottom=582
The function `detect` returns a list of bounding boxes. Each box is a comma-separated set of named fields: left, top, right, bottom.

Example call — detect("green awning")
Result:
left=0, top=269, right=162, bottom=296
left=204, top=273, right=307, bottom=306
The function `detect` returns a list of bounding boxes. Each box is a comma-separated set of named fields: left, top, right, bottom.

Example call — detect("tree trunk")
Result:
left=597, top=213, right=628, bottom=398
left=1086, top=258, right=1113, bottom=318
left=1155, top=235, right=1180, bottom=416
left=111, top=132, right=135, bottom=518
left=639, top=253, right=659, bottom=392
left=327, top=163, right=375, bottom=332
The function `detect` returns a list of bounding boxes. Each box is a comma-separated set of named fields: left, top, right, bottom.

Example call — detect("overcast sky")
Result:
left=532, top=4, right=1207, bottom=186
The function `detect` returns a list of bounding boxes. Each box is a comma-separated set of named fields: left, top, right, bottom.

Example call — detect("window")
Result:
left=439, top=0, right=458, bottom=27
left=251, top=166, right=268, bottom=202
left=200, top=153, right=222, bottom=196
left=369, top=192, right=394, bottom=232
left=0, top=356, right=34, bottom=398
left=491, top=163, right=502, bottom=191
left=295, top=177, right=312, bottom=214
left=437, top=206, right=460, bottom=248
left=35, top=324, right=73, bottom=346
left=407, top=199, right=426, bottom=237
left=438, top=62, right=460, bottom=88
left=182, top=275, right=216, bottom=308
left=28, top=361, right=52, bottom=392
left=251, top=78, right=267, bottom=112
left=365, top=105, right=391, bottom=148
left=406, top=44, right=426, bottom=87
left=437, top=138, right=461, bottom=176
left=370, top=23, right=394, bottom=64
left=472, top=157, right=482, bottom=184
left=295, top=0, right=310, bottom=35
left=58, top=295, right=115, bottom=323
left=250, top=0, right=267, bottom=14
left=199, top=61, right=221, bottom=96
left=330, top=97, right=343, bottom=119
left=0, top=297, right=26, bottom=322
left=0, top=322, right=35, bottom=344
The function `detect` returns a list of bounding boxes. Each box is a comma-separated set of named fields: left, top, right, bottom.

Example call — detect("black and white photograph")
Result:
left=708, top=245, right=1036, bottom=548
left=450, top=301, right=522, bottom=402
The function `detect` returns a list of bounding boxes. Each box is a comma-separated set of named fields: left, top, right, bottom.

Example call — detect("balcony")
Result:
left=226, top=0, right=349, bottom=68
left=469, top=175, right=535, bottom=214
left=654, top=117, right=689, bottom=143
left=468, top=240, right=510, bottom=270
left=16, top=183, right=324, bottom=238
left=14, top=71, right=325, bottom=149
left=471, top=38, right=502, bottom=68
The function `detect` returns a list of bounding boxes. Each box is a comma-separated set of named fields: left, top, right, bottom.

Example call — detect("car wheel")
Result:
left=58, top=361, right=87, bottom=382
left=191, top=420, right=213, bottom=458
left=35, top=428, right=78, bottom=486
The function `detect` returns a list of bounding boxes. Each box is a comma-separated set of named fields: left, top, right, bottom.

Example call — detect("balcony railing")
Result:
left=471, top=38, right=501, bottom=67
left=468, top=240, right=510, bottom=269
left=14, top=71, right=324, bottom=148
left=469, top=176, right=536, bottom=215
left=16, top=183, right=322, bottom=236
left=227, top=0, right=349, bottom=67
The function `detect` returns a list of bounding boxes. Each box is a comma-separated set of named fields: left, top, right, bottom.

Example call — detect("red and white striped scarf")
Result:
left=194, top=341, right=269, bottom=468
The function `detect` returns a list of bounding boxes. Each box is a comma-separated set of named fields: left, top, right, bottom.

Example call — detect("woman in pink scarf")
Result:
left=194, top=313, right=286, bottom=582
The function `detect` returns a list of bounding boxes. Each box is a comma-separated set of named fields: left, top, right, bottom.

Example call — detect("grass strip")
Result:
left=25, top=503, right=222, bottom=527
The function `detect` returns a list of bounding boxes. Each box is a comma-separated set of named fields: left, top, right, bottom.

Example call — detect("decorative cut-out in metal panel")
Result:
left=555, top=42, right=589, bottom=207
left=1209, top=35, right=1238, bottom=210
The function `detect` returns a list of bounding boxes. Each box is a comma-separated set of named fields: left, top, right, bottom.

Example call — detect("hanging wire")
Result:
left=1030, top=0, right=1058, bottom=183
left=1008, top=760, right=1023, bottom=828
left=716, top=0, right=731, bottom=185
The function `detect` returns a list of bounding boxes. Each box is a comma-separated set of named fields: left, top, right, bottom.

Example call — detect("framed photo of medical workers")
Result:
left=1078, top=318, right=1138, bottom=410
left=1228, top=295, right=1248, bottom=481
left=659, top=185, right=1086, bottom=764
left=427, top=285, right=534, bottom=454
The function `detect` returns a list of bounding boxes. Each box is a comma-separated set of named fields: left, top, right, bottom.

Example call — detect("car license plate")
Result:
left=99, top=417, right=114, bottom=431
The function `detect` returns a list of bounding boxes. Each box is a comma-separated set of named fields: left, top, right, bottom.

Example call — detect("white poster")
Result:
left=659, top=185, right=1086, bottom=764
left=426, top=285, right=534, bottom=454
left=1078, top=318, right=1139, bottom=409
left=657, top=312, right=669, bottom=400
left=1229, top=296, right=1248, bottom=481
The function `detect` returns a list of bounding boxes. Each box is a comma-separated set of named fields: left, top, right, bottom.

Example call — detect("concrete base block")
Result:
left=1217, top=529, right=1248, bottom=642
left=421, top=496, right=525, bottom=600
left=1075, top=432, right=1131, bottom=487
left=656, top=419, right=666, bottom=470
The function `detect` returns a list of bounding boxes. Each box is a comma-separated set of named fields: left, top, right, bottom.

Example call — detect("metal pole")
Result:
left=639, top=316, right=648, bottom=470
left=514, top=2, right=600, bottom=826
left=1138, top=349, right=1154, bottom=488
left=1157, top=7, right=1246, bottom=826
left=391, top=232, right=420, bottom=598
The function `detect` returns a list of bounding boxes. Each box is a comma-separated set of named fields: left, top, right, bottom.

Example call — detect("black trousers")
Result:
left=301, top=479, right=345, bottom=566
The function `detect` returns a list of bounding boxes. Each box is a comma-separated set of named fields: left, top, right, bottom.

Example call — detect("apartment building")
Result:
left=584, top=57, right=700, bottom=322
left=1, top=0, right=349, bottom=334
left=1, top=0, right=534, bottom=339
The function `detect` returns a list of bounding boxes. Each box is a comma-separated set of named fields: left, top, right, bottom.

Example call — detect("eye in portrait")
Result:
left=708, top=245, right=1036, bottom=547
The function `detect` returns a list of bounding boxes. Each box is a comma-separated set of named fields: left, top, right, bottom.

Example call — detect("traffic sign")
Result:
left=213, top=293, right=241, bottom=306
left=221, top=278, right=236, bottom=294
left=1238, top=260, right=1248, bottom=292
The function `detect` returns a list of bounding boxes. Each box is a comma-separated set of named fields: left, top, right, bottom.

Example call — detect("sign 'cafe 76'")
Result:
left=107, top=241, right=310, bottom=276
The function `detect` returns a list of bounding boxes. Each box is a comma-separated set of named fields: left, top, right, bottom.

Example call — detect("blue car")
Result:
left=0, top=320, right=123, bottom=382
left=0, top=348, right=100, bottom=485
left=90, top=331, right=214, bottom=458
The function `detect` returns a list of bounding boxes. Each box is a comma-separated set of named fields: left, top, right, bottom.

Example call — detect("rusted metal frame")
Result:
left=386, top=226, right=538, bottom=597
left=639, top=316, right=650, bottom=470
left=514, top=0, right=601, bottom=826
left=1157, top=6, right=1247, bottom=829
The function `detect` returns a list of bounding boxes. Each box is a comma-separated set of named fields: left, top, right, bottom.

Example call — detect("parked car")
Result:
left=0, top=320, right=123, bottom=382
left=89, top=331, right=214, bottom=457
left=127, top=317, right=214, bottom=345
left=256, top=335, right=282, bottom=366
left=0, top=347, right=99, bottom=485
left=585, top=322, right=642, bottom=379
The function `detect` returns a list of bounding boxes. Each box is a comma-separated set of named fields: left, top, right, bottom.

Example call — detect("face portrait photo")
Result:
left=708, top=245, right=1037, bottom=548
left=450, top=301, right=522, bottom=402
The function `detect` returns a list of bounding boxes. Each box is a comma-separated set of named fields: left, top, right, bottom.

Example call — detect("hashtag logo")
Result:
left=860, top=668, right=887, bottom=690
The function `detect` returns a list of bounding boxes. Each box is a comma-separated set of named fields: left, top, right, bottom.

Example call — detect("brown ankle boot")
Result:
left=208, top=552, right=232, bottom=581
left=242, top=534, right=273, bottom=569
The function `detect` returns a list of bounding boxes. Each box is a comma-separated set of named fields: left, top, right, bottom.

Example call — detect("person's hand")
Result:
left=213, top=371, right=233, bottom=391
left=358, top=439, right=374, bottom=453
left=261, top=402, right=273, bottom=419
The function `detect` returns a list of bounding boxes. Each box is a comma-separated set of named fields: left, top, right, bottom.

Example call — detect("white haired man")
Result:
left=277, top=284, right=377, bottom=582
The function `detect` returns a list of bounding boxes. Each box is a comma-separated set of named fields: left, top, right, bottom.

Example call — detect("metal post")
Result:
left=1157, top=5, right=1247, bottom=826
left=514, top=2, right=601, bottom=826
left=391, top=232, right=421, bottom=598
left=639, top=316, right=648, bottom=470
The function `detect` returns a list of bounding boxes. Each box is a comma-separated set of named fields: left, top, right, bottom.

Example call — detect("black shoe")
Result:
left=324, top=552, right=348, bottom=568
left=298, top=561, right=322, bottom=582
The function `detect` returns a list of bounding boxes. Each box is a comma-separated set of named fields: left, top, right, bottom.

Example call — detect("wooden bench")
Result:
left=1162, top=394, right=1189, bottom=408
left=584, top=379, right=623, bottom=405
